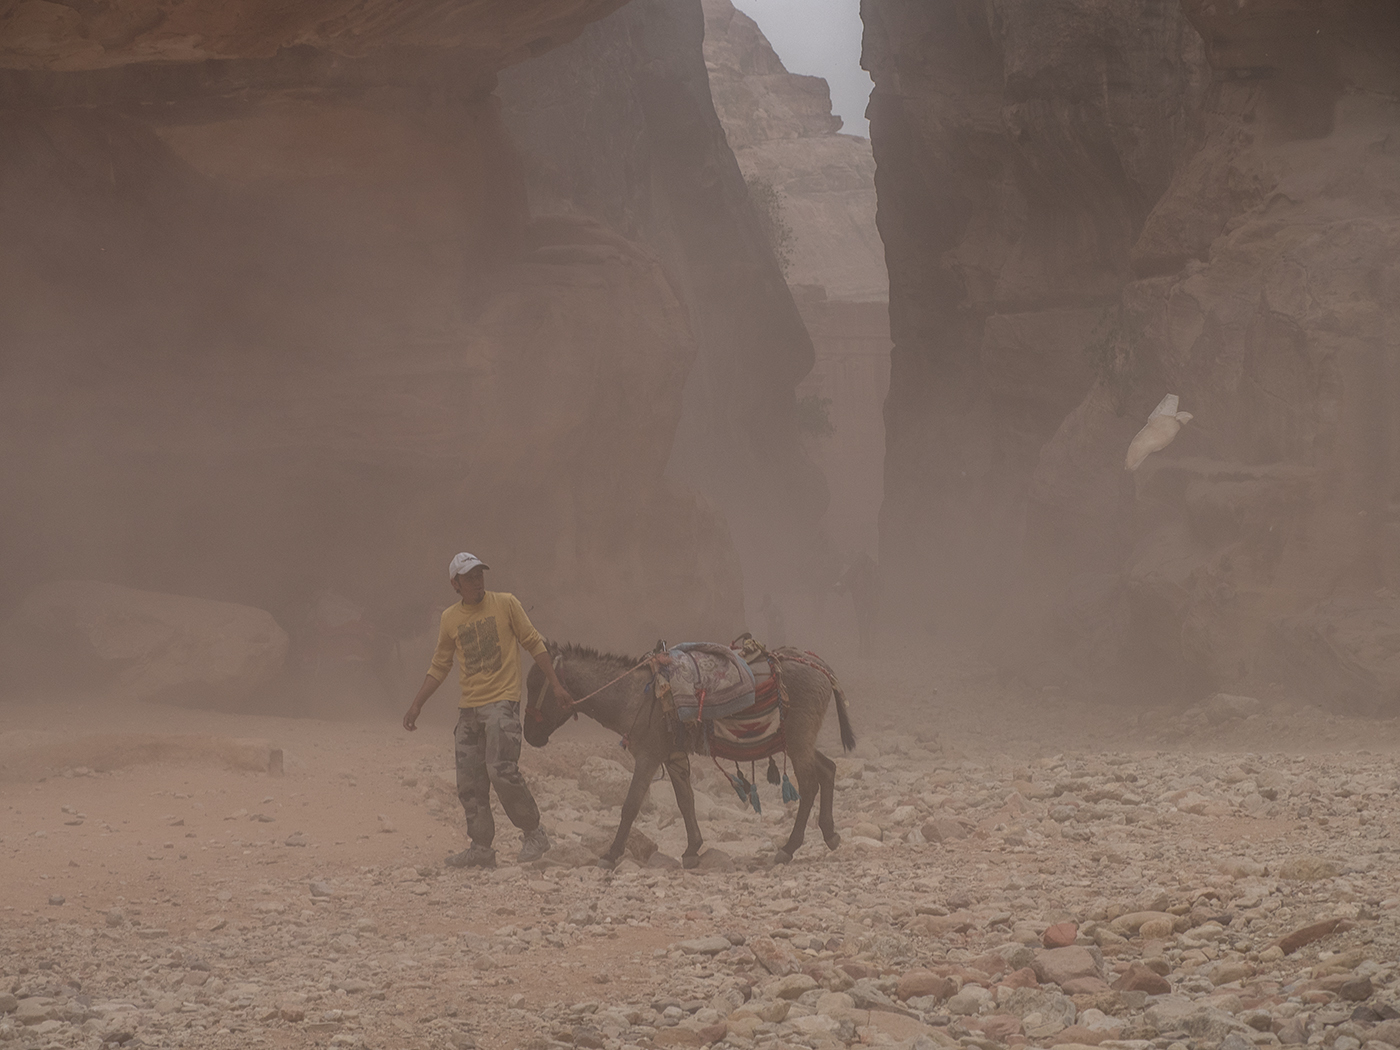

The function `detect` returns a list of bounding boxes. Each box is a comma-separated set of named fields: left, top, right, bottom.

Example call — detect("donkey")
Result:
left=524, top=643, right=855, bottom=869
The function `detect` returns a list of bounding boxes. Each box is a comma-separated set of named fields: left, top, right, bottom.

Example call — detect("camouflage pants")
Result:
left=454, top=700, right=539, bottom=848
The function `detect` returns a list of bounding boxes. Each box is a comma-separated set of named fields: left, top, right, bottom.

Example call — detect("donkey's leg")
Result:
left=814, top=750, right=840, bottom=849
left=775, top=755, right=820, bottom=864
left=663, top=752, right=705, bottom=869
left=599, top=757, right=662, bottom=869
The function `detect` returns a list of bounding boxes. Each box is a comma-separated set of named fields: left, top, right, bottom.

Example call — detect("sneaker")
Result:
left=445, top=844, right=496, bottom=869
left=517, top=826, right=551, bottom=863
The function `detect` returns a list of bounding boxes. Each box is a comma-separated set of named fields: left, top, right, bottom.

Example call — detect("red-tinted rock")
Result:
left=748, top=935, right=802, bottom=976
left=971, top=1015, right=1024, bottom=1040
left=1112, top=962, right=1171, bottom=995
left=1032, top=946, right=1103, bottom=990
left=1273, top=918, right=1350, bottom=955
left=897, top=971, right=954, bottom=1002
left=1339, top=976, right=1373, bottom=1002
left=1050, top=1025, right=1121, bottom=1046
left=1061, top=977, right=1112, bottom=995
left=968, top=952, right=1008, bottom=978
left=999, top=967, right=1040, bottom=990
left=1042, top=922, right=1079, bottom=948
left=922, top=818, right=971, bottom=843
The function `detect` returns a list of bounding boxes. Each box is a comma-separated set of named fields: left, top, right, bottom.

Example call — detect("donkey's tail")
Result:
left=833, top=681, right=856, bottom=753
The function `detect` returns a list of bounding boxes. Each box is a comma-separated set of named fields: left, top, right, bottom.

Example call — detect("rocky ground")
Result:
left=2, top=636, right=1399, bottom=1050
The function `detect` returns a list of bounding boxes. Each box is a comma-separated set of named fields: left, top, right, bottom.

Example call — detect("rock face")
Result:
left=0, top=1, right=630, bottom=70
left=700, top=0, right=890, bottom=557
left=865, top=0, right=1208, bottom=627
left=4, top=580, right=287, bottom=705
left=792, top=293, right=891, bottom=555
left=865, top=0, right=1400, bottom=705
left=498, top=0, right=828, bottom=590
left=0, top=0, right=748, bottom=665
left=702, top=0, right=886, bottom=303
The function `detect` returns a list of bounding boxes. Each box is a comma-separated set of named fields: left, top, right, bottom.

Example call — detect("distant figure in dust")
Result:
left=401, top=552, right=574, bottom=869
left=759, top=593, right=787, bottom=648
left=837, top=553, right=881, bottom=658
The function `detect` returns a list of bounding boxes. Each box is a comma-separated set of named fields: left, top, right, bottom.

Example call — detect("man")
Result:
left=402, top=552, right=574, bottom=869
left=837, top=552, right=880, bottom=658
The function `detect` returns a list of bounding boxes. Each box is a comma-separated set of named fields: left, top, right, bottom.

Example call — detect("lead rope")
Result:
left=562, top=655, right=659, bottom=713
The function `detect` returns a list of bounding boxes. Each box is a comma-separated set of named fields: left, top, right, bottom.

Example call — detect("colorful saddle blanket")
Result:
left=706, top=654, right=784, bottom=761
left=704, top=642, right=841, bottom=760
left=663, top=642, right=757, bottom=722
left=650, top=640, right=789, bottom=760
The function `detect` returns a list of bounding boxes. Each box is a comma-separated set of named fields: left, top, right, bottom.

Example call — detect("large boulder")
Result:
left=5, top=580, right=287, bottom=706
left=1032, top=946, right=1108, bottom=995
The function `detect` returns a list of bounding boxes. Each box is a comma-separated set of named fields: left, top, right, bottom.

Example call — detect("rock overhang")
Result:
left=0, top=0, right=633, bottom=74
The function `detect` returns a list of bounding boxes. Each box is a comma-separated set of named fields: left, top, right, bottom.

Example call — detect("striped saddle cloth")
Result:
left=705, top=655, right=784, bottom=761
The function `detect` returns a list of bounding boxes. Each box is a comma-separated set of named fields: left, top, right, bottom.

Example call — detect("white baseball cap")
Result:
left=448, top=552, right=490, bottom=580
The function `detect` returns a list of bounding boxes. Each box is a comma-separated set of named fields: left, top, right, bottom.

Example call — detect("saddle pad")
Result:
left=707, top=681, right=784, bottom=761
left=667, top=642, right=756, bottom=722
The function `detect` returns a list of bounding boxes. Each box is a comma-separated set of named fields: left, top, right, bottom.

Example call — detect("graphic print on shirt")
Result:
left=457, top=617, right=503, bottom=676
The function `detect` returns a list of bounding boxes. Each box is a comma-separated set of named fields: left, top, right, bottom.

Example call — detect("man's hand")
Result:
left=550, top=679, right=576, bottom=708
left=403, top=674, right=441, bottom=732
left=530, top=650, right=575, bottom=709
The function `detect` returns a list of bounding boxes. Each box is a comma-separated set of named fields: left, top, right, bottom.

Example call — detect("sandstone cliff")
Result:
left=0, top=0, right=746, bottom=691
left=702, top=0, right=886, bottom=304
left=866, top=0, right=1400, bottom=709
left=497, top=0, right=828, bottom=592
left=699, top=0, right=889, bottom=557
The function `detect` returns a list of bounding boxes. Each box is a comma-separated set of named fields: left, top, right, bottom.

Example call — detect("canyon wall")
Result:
left=865, top=0, right=1400, bottom=708
left=700, top=0, right=890, bottom=560
left=0, top=0, right=750, bottom=697
left=497, top=0, right=828, bottom=595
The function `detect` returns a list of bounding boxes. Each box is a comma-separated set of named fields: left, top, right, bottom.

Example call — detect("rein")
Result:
left=528, top=654, right=658, bottom=729
left=561, top=656, right=656, bottom=712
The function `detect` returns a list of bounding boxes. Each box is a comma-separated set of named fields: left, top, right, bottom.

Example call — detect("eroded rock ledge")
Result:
left=866, top=0, right=1400, bottom=708
left=0, top=0, right=754, bottom=679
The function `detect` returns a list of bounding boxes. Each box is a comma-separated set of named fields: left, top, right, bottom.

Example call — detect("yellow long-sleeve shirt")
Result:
left=427, top=592, right=548, bottom=708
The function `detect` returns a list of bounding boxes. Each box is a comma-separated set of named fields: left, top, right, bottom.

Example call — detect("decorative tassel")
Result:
left=748, top=782, right=762, bottom=813
left=766, top=757, right=781, bottom=785
left=729, top=769, right=751, bottom=803
left=781, top=772, right=799, bottom=803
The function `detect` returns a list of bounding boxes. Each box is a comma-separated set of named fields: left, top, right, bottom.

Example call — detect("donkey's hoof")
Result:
left=774, top=849, right=793, bottom=865
left=682, top=854, right=700, bottom=870
left=824, top=832, right=841, bottom=851
left=596, top=855, right=620, bottom=871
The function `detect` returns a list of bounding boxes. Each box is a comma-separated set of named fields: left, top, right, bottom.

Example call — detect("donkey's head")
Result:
left=523, top=647, right=573, bottom=747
